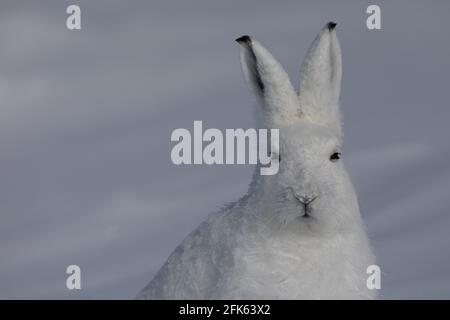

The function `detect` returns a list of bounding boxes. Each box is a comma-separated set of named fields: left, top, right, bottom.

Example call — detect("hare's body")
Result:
left=139, top=23, right=376, bottom=299
left=139, top=185, right=374, bottom=299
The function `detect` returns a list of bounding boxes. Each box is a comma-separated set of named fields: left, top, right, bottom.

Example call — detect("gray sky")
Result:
left=1, top=0, right=449, bottom=298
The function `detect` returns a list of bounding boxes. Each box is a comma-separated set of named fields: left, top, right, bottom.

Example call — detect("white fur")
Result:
left=138, top=23, right=376, bottom=300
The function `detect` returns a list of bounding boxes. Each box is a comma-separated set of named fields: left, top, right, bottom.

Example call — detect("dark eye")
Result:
left=330, top=152, right=341, bottom=162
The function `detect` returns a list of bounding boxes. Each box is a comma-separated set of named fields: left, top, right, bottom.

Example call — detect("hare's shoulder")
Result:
left=138, top=205, right=242, bottom=299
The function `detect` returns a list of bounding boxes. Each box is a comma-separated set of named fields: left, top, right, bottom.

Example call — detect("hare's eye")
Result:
left=330, top=152, right=341, bottom=162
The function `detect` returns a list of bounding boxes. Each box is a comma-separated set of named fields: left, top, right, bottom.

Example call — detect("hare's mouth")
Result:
left=292, top=194, right=317, bottom=219
left=286, top=188, right=318, bottom=219
left=300, top=203, right=313, bottom=219
left=302, top=211, right=311, bottom=218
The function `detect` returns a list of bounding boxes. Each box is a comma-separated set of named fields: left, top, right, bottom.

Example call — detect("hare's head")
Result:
left=237, top=23, right=360, bottom=234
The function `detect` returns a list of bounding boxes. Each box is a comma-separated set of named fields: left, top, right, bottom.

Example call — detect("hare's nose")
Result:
left=297, top=195, right=318, bottom=205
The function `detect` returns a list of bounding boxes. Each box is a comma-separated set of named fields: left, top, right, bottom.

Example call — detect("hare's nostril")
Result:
left=306, top=195, right=318, bottom=205
left=296, top=195, right=318, bottom=205
left=288, top=188, right=319, bottom=205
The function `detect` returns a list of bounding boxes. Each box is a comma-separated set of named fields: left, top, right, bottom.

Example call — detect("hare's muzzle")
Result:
left=293, top=195, right=318, bottom=218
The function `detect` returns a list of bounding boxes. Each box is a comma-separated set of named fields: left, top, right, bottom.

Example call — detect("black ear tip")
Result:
left=327, top=21, right=337, bottom=30
left=235, top=35, right=251, bottom=44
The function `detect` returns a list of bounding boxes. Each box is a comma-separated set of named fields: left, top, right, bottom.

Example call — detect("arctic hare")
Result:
left=139, top=22, right=375, bottom=299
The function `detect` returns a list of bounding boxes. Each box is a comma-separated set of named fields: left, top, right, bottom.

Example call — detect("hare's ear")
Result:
left=236, top=36, right=299, bottom=127
left=298, top=22, right=342, bottom=134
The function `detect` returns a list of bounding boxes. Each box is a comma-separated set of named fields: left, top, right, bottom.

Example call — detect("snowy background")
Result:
left=1, top=0, right=449, bottom=299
